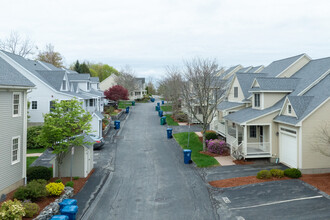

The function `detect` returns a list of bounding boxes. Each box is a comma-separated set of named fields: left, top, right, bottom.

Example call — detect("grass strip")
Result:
left=164, top=114, right=179, bottom=126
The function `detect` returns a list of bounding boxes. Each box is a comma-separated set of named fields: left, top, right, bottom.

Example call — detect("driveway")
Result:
left=80, top=100, right=217, bottom=220
left=210, top=179, right=330, bottom=220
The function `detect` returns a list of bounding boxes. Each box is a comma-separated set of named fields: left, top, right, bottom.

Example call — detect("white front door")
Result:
left=280, top=128, right=298, bottom=168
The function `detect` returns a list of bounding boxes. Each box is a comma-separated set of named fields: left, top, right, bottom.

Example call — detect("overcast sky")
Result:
left=1, top=0, right=330, bottom=81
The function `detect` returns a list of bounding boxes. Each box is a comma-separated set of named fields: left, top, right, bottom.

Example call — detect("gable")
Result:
left=227, top=76, right=244, bottom=102
left=280, top=98, right=297, bottom=118
left=277, top=54, right=311, bottom=78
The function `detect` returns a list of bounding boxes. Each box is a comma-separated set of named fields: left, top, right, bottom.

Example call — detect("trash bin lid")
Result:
left=183, top=149, right=192, bottom=153
left=59, top=199, right=77, bottom=206
left=62, top=205, right=78, bottom=212
left=162, top=116, right=166, bottom=119
left=115, top=120, right=120, bottom=122
left=167, top=128, right=173, bottom=131
left=51, top=215, right=69, bottom=220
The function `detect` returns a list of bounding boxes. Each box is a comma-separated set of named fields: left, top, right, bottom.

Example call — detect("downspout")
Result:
left=23, top=91, right=28, bottom=185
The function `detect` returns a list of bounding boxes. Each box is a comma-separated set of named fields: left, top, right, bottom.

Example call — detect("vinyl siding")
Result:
left=0, top=90, right=24, bottom=194
left=278, top=56, right=310, bottom=78
left=302, top=100, right=330, bottom=170
left=228, top=77, right=245, bottom=102
left=263, top=93, right=288, bottom=109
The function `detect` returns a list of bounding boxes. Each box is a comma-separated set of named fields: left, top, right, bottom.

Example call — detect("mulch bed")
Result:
left=233, top=160, right=254, bottom=165
left=1, top=169, right=94, bottom=219
left=209, top=173, right=330, bottom=195
left=199, top=151, right=230, bottom=157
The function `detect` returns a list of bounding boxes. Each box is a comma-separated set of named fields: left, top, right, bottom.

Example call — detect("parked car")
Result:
left=89, top=134, right=105, bottom=150
left=105, top=100, right=118, bottom=109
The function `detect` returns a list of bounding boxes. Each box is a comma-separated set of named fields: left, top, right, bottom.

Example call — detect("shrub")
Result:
left=174, top=112, right=188, bottom=122
left=27, top=166, right=52, bottom=182
left=27, top=126, right=43, bottom=149
left=14, top=180, right=48, bottom=202
left=55, top=179, right=62, bottom=183
left=65, top=181, right=74, bottom=188
left=73, top=176, right=79, bottom=180
left=284, top=168, right=302, bottom=178
left=206, top=139, right=229, bottom=155
left=0, top=199, right=25, bottom=219
left=256, top=170, right=272, bottom=179
left=205, top=131, right=218, bottom=140
left=22, top=202, right=40, bottom=218
left=270, top=169, right=284, bottom=178
left=105, top=106, right=115, bottom=114
left=46, top=182, right=65, bottom=196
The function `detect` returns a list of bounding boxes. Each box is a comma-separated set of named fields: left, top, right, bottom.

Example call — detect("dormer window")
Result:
left=234, top=87, right=238, bottom=98
left=288, top=104, right=292, bottom=114
left=62, top=80, right=67, bottom=91
left=87, top=82, right=90, bottom=90
left=254, top=93, right=260, bottom=107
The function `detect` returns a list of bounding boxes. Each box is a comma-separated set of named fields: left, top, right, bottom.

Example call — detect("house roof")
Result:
left=236, top=73, right=268, bottom=99
left=39, top=61, right=62, bottom=71
left=224, top=97, right=285, bottom=124
left=36, top=70, right=66, bottom=91
left=68, top=73, right=90, bottom=81
left=217, top=101, right=244, bottom=110
left=135, top=77, right=145, bottom=84
left=274, top=74, right=330, bottom=125
left=259, top=54, right=305, bottom=77
left=90, top=77, right=100, bottom=82
left=247, top=65, right=264, bottom=73
left=237, top=66, right=252, bottom=73
left=0, top=57, right=35, bottom=87
left=249, top=77, right=300, bottom=92
left=93, top=111, right=104, bottom=120
left=221, top=65, right=241, bottom=79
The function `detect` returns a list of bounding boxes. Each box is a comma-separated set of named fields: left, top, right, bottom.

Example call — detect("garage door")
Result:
left=280, top=128, right=297, bottom=168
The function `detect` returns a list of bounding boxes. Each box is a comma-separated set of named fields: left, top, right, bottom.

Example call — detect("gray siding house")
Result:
left=0, top=57, right=35, bottom=197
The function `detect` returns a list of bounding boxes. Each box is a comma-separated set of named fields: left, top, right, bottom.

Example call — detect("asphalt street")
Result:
left=80, top=100, right=217, bottom=220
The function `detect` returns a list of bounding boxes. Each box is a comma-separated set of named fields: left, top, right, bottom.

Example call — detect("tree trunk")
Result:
left=202, top=131, right=207, bottom=151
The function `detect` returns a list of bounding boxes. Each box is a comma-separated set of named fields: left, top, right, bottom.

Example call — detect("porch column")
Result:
left=236, top=125, right=238, bottom=140
left=244, top=125, right=247, bottom=156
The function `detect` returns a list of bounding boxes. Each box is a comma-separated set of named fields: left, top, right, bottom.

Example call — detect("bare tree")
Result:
left=36, top=43, right=64, bottom=68
left=116, top=65, right=137, bottom=95
left=0, top=31, right=35, bottom=57
left=313, top=122, right=330, bottom=157
left=181, top=58, right=225, bottom=151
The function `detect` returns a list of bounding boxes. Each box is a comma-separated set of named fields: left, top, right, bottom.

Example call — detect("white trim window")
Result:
left=12, top=136, right=20, bottom=164
left=31, top=101, right=37, bottom=110
left=234, top=87, right=238, bottom=98
left=249, top=126, right=257, bottom=138
left=13, top=92, right=21, bottom=117
left=62, top=80, right=67, bottom=91
left=254, top=93, right=260, bottom=107
left=89, top=99, right=94, bottom=107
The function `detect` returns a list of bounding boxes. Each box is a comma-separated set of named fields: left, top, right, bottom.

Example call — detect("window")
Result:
left=254, top=94, right=260, bottom=107
left=288, top=104, right=292, bottom=114
left=87, top=82, right=90, bottom=90
left=31, top=101, right=37, bottom=109
left=50, top=101, right=55, bottom=112
left=62, top=80, right=66, bottom=90
left=250, top=126, right=257, bottom=138
left=13, top=93, right=20, bottom=116
left=12, top=137, right=20, bottom=164
left=234, top=87, right=238, bottom=98
left=89, top=99, right=94, bottom=107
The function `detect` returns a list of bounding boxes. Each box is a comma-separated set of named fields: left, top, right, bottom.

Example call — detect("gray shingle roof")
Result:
left=247, top=65, right=264, bottom=73
left=224, top=98, right=285, bottom=124
left=36, top=70, right=65, bottom=91
left=93, top=111, right=104, bottom=120
left=221, top=65, right=241, bottom=79
left=135, top=77, right=145, bottom=84
left=39, top=61, right=62, bottom=71
left=236, top=73, right=268, bottom=99
left=0, top=57, right=35, bottom=87
left=68, top=74, right=90, bottom=81
left=90, top=77, right=100, bottom=82
left=249, top=77, right=300, bottom=92
left=260, top=54, right=305, bottom=77
left=217, top=101, right=244, bottom=110
left=238, top=66, right=252, bottom=73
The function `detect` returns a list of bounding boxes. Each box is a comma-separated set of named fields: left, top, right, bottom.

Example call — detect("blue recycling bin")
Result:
left=183, top=149, right=192, bottom=164
left=132, top=101, right=135, bottom=106
left=158, top=110, right=163, bottom=117
left=162, top=100, right=164, bottom=105
left=126, top=106, right=129, bottom=113
left=156, top=106, right=160, bottom=111
left=167, top=128, right=173, bottom=139
left=61, top=205, right=78, bottom=220
left=59, top=199, right=77, bottom=211
left=51, top=216, right=69, bottom=220
left=115, top=120, right=120, bottom=129
left=157, top=102, right=160, bottom=107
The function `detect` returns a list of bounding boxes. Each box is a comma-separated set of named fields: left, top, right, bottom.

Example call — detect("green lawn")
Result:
left=27, top=148, right=47, bottom=154
left=136, top=99, right=149, bottom=103
left=27, top=156, right=39, bottom=168
left=173, top=132, right=219, bottom=167
left=165, top=114, right=179, bottom=126
left=161, top=105, right=172, bottom=112
left=118, top=100, right=132, bottom=109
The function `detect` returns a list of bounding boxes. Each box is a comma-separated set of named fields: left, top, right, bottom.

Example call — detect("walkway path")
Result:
left=81, top=100, right=217, bottom=220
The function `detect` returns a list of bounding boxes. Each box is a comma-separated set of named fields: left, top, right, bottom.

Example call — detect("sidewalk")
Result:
left=27, top=153, right=43, bottom=157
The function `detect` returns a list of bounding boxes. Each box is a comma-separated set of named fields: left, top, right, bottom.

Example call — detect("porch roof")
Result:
left=224, top=98, right=284, bottom=124
left=217, top=101, right=244, bottom=110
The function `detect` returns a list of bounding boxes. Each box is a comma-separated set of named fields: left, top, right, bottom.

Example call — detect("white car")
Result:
left=89, top=134, right=105, bottom=150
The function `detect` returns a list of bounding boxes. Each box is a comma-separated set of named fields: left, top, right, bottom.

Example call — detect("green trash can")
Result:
left=155, top=106, right=158, bottom=111
left=160, top=116, right=167, bottom=125
left=132, top=101, right=135, bottom=106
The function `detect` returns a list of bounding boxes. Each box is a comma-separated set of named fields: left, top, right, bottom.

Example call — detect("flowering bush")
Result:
left=46, top=182, right=65, bottom=196
left=206, top=139, right=229, bottom=155
left=0, top=199, right=25, bottom=220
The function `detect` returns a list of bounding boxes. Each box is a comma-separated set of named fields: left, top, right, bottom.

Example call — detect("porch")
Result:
left=226, top=122, right=272, bottom=159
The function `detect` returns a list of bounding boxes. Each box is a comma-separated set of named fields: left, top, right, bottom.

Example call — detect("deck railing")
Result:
left=246, top=142, right=271, bottom=155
